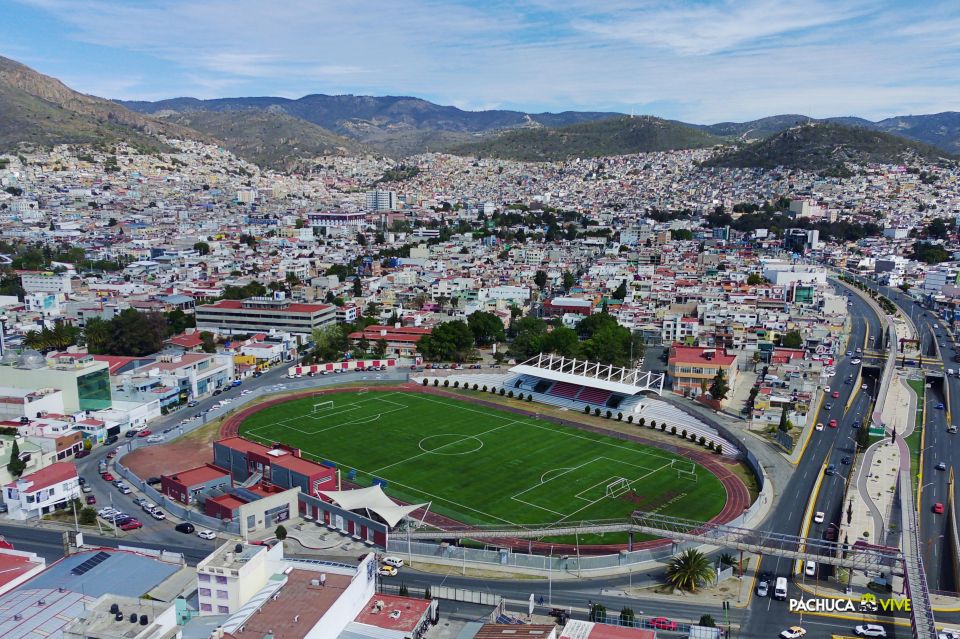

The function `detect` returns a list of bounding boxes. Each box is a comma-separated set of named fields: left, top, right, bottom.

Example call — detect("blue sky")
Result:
left=2, top=0, right=959, bottom=123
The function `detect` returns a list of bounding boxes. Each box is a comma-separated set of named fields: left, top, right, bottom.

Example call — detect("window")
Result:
left=218, top=606, right=230, bottom=614
left=199, top=588, right=211, bottom=597
left=217, top=590, right=228, bottom=599
left=200, top=603, right=212, bottom=612
left=215, top=575, right=227, bottom=584
left=199, top=573, right=210, bottom=582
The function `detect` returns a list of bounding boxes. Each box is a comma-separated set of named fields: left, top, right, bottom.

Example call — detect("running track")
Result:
left=219, top=384, right=753, bottom=554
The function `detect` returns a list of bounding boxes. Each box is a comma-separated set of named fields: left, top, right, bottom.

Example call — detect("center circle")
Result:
left=418, top=433, right=484, bottom=455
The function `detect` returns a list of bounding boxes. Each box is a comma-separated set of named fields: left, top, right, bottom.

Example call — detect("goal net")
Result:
left=313, top=400, right=334, bottom=413
left=672, top=459, right=698, bottom=482
left=605, top=477, right=631, bottom=498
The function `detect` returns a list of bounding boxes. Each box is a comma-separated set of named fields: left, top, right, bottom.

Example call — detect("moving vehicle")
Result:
left=851, top=358, right=861, bottom=365
left=937, top=403, right=945, bottom=410
left=829, top=419, right=837, bottom=428
left=949, top=425, right=959, bottom=434
left=86, top=495, right=96, bottom=504
left=832, top=391, right=840, bottom=399
left=825, top=464, right=837, bottom=476
left=774, top=577, right=788, bottom=600
left=937, top=462, right=947, bottom=471
left=197, top=529, right=216, bottom=540
left=137, top=429, right=152, bottom=437
left=824, top=386, right=831, bottom=393
left=146, top=434, right=164, bottom=443
left=855, top=625, right=887, bottom=638
left=841, top=456, right=852, bottom=465
left=175, top=522, right=195, bottom=534
left=382, top=556, right=404, bottom=568
left=814, top=512, right=824, bottom=524
left=805, top=560, right=816, bottom=577
left=815, top=423, right=824, bottom=431
left=100, top=473, right=114, bottom=481
left=756, top=580, right=769, bottom=597
left=781, top=627, right=807, bottom=639
left=378, top=565, right=398, bottom=577
left=188, top=400, right=199, bottom=407
left=934, top=503, right=945, bottom=514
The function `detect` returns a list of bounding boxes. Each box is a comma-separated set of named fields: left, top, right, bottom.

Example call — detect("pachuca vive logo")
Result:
left=789, top=594, right=911, bottom=613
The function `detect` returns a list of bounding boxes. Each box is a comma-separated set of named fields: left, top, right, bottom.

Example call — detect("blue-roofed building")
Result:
left=0, top=548, right=181, bottom=639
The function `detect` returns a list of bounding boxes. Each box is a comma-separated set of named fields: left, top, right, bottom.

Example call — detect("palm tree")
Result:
left=665, top=549, right=714, bottom=592
left=22, top=329, right=45, bottom=351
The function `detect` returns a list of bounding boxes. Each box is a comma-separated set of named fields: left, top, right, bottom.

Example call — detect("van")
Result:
left=774, top=577, right=788, bottom=600
left=949, top=369, right=956, bottom=376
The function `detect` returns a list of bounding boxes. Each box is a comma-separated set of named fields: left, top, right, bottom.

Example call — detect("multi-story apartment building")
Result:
left=196, top=294, right=335, bottom=337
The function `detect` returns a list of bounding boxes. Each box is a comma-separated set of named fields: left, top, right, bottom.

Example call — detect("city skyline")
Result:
left=2, top=0, right=958, bottom=123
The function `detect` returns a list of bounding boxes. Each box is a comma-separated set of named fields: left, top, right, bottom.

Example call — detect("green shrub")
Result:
left=638, top=417, right=645, bottom=427
left=627, top=415, right=634, bottom=423
left=507, top=390, right=514, bottom=398
left=681, top=429, right=687, bottom=438
left=433, top=379, right=439, bottom=386
left=650, top=420, right=656, bottom=429
left=605, top=410, right=612, bottom=419
left=482, top=385, right=487, bottom=392
left=443, top=379, right=449, bottom=387
left=499, top=388, right=505, bottom=396
left=617, top=412, right=623, bottom=421
left=584, top=405, right=591, bottom=414
left=594, top=408, right=601, bottom=416
left=660, top=423, right=667, bottom=431
left=527, top=395, right=533, bottom=402
left=422, top=378, right=428, bottom=386
left=671, top=425, right=677, bottom=435
left=453, top=380, right=459, bottom=388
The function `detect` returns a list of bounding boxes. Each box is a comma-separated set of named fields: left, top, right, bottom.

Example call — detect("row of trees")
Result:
left=510, top=311, right=645, bottom=368
left=84, top=308, right=207, bottom=357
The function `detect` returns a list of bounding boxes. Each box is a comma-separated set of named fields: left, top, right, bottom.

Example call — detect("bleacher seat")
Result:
left=577, top=387, right=612, bottom=405
left=549, top=381, right=582, bottom=399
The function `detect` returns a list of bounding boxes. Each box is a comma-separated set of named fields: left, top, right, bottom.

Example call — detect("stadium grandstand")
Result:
left=415, top=352, right=739, bottom=456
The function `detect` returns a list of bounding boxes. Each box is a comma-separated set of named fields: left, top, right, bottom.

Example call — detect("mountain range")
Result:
left=0, top=54, right=957, bottom=171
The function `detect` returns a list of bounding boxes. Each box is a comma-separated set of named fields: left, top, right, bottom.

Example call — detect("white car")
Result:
left=855, top=625, right=887, bottom=638
left=815, top=423, right=824, bottom=431
left=146, top=434, right=164, bottom=443
left=824, top=386, right=831, bottom=393
left=851, top=358, right=862, bottom=365
left=197, top=529, right=216, bottom=540
left=814, top=511, right=825, bottom=524
left=150, top=510, right=166, bottom=520
left=805, top=560, right=816, bottom=576
left=781, top=627, right=807, bottom=639
left=382, top=556, right=404, bottom=568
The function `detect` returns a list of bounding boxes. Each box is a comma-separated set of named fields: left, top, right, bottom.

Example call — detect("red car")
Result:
left=828, top=419, right=838, bottom=428
left=832, top=391, right=840, bottom=399
left=75, top=450, right=90, bottom=458
left=119, top=520, right=142, bottom=531
left=934, top=503, right=945, bottom=514
left=649, top=618, right=679, bottom=631
left=101, top=472, right=114, bottom=481
left=137, top=429, right=151, bottom=438
left=86, top=495, right=96, bottom=505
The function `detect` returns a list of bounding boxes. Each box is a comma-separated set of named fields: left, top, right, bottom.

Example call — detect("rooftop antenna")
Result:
left=630, top=107, right=634, bottom=119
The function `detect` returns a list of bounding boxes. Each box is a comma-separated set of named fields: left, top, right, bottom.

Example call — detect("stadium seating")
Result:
left=576, top=386, right=611, bottom=405
left=549, top=381, right=582, bottom=399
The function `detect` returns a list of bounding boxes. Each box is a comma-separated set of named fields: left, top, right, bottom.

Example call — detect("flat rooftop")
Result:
left=228, top=568, right=352, bottom=639
left=353, top=594, right=431, bottom=632
left=200, top=541, right=266, bottom=570
left=25, top=548, right=179, bottom=599
left=62, top=594, right=175, bottom=639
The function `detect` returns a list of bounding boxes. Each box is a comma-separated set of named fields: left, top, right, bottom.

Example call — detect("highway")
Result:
left=858, top=277, right=960, bottom=592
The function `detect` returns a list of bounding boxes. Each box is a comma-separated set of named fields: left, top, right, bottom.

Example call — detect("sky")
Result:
left=2, top=0, right=959, bottom=123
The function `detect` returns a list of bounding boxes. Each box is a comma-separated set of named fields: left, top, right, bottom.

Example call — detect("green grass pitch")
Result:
left=238, top=391, right=727, bottom=534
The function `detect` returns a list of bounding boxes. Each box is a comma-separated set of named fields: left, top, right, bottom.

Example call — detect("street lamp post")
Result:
left=0, top=315, right=7, bottom=357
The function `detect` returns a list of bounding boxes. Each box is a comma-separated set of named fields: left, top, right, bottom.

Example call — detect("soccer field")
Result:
left=238, top=390, right=727, bottom=533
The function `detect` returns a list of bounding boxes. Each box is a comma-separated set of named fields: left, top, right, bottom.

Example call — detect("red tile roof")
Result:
left=164, top=464, right=230, bottom=487
left=6, top=462, right=77, bottom=492
left=166, top=332, right=203, bottom=348
left=204, top=300, right=332, bottom=314
left=668, top=344, right=737, bottom=367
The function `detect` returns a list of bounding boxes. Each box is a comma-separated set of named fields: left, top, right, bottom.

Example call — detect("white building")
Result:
left=0, top=386, right=65, bottom=421
left=196, top=540, right=286, bottom=616
left=365, top=189, right=397, bottom=211
left=761, top=262, right=827, bottom=286
left=19, top=270, right=72, bottom=294
left=2, top=461, right=80, bottom=520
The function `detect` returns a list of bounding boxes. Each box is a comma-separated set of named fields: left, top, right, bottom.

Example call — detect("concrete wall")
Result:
left=239, top=487, right=300, bottom=538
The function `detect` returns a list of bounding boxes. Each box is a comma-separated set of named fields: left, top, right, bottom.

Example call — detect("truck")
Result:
left=774, top=576, right=788, bottom=600
left=689, top=625, right=723, bottom=639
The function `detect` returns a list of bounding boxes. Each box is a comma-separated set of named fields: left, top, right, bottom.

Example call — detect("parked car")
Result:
left=119, top=520, right=142, bottom=531
left=75, top=449, right=90, bottom=458
left=125, top=430, right=138, bottom=438
left=151, top=510, right=166, bottom=520
left=146, top=434, right=164, bottom=443
left=141, top=502, right=156, bottom=513
left=175, top=522, right=195, bottom=534
left=649, top=618, right=678, bottom=631
left=137, top=429, right=152, bottom=438
left=106, top=450, right=117, bottom=459
left=378, top=565, right=398, bottom=577
left=118, top=485, right=131, bottom=495
left=382, top=556, right=404, bottom=568
left=81, top=485, right=92, bottom=493
left=100, top=473, right=114, bottom=481
left=85, top=495, right=96, bottom=505
left=187, top=401, right=199, bottom=407
left=197, top=529, right=216, bottom=540
left=78, top=476, right=86, bottom=485
left=781, top=627, right=807, bottom=639
left=756, top=580, right=769, bottom=597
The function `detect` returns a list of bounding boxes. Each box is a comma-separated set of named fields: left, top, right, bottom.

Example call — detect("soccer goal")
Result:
left=672, top=459, right=698, bottom=482
left=605, top=477, right=632, bottom=498
left=313, top=400, right=334, bottom=413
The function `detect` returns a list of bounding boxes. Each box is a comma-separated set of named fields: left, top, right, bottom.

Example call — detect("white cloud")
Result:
left=12, top=0, right=960, bottom=121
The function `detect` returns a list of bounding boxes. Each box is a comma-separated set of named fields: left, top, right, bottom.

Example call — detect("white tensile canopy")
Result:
left=318, top=485, right=428, bottom=528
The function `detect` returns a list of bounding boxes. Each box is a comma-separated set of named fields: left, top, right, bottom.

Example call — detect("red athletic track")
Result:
left=219, top=383, right=752, bottom=554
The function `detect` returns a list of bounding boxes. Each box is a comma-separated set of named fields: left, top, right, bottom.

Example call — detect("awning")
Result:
left=318, top=485, right=428, bottom=528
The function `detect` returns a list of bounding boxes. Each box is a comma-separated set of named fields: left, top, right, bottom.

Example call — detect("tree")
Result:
left=543, top=326, right=581, bottom=358
left=699, top=615, right=716, bottom=627
left=274, top=524, right=287, bottom=541
left=312, top=324, right=347, bottom=362
left=166, top=309, right=195, bottom=335
left=781, top=331, right=803, bottom=349
left=562, top=270, right=576, bottom=293
left=709, top=369, right=730, bottom=401
left=356, top=232, right=367, bottom=247
left=353, top=278, right=363, bottom=298
left=467, top=311, right=505, bottom=347
left=665, top=548, right=714, bottom=592
left=7, top=439, right=25, bottom=477
left=193, top=241, right=210, bottom=256
left=746, top=273, right=764, bottom=285
left=199, top=331, right=217, bottom=353
left=417, top=321, right=475, bottom=362
left=373, top=338, right=388, bottom=358
left=778, top=407, right=790, bottom=433
left=509, top=316, right=548, bottom=359
left=926, top=217, right=950, bottom=240
left=856, top=424, right=870, bottom=450
left=533, top=270, right=547, bottom=290
left=612, top=280, right=627, bottom=300
left=79, top=506, right=97, bottom=525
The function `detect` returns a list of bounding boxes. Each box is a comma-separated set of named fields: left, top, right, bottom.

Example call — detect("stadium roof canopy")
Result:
left=510, top=353, right=664, bottom=395
left=318, top=485, right=428, bottom=527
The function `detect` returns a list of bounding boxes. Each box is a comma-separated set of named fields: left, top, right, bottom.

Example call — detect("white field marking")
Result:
left=248, top=394, right=409, bottom=436
left=573, top=463, right=669, bottom=502
left=540, top=468, right=573, bottom=483
left=552, top=462, right=671, bottom=524
left=512, top=457, right=603, bottom=500
left=510, top=495, right=566, bottom=517
left=369, top=420, right=520, bottom=475
left=411, top=392, right=683, bottom=468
